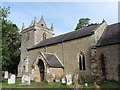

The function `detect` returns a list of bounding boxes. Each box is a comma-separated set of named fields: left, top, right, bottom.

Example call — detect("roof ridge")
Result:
left=28, top=24, right=100, bottom=50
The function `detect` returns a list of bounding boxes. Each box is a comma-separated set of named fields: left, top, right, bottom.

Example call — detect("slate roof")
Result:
left=96, top=23, right=120, bottom=47
left=28, top=24, right=100, bottom=50
left=43, top=53, right=63, bottom=68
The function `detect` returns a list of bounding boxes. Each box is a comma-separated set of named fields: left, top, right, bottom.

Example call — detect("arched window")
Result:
left=79, top=52, right=86, bottom=70
left=100, top=54, right=106, bottom=79
left=23, top=66, right=25, bottom=71
left=43, top=33, right=46, bottom=40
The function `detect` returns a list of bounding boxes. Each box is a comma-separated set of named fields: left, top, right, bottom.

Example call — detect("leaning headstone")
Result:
left=8, top=74, right=16, bottom=84
left=52, top=74, right=55, bottom=81
left=2, top=71, right=5, bottom=81
left=61, top=77, right=66, bottom=84
left=55, top=74, right=61, bottom=82
left=22, top=74, right=30, bottom=85
left=73, top=84, right=82, bottom=90
left=30, top=69, right=35, bottom=80
left=84, top=82, right=88, bottom=88
left=65, top=74, right=72, bottom=85
left=46, top=74, right=53, bottom=82
left=73, top=74, right=79, bottom=85
left=4, top=71, right=8, bottom=79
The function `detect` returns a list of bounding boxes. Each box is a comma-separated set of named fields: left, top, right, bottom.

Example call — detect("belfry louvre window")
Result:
left=79, top=52, right=86, bottom=70
left=43, top=33, right=46, bottom=40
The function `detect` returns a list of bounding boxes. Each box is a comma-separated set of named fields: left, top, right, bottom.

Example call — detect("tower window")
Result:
left=23, top=66, right=25, bottom=71
left=43, top=33, right=46, bottom=40
left=79, top=52, right=86, bottom=70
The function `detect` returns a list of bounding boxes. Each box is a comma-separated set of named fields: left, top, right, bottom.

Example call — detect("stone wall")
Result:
left=96, top=44, right=119, bottom=81
left=47, top=68, right=63, bottom=75
left=28, top=36, right=94, bottom=76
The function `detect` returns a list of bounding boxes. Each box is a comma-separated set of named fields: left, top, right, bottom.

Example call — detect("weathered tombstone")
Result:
left=2, top=71, right=5, bottom=81
left=79, top=75, right=83, bottom=83
left=8, top=74, right=16, bottom=84
left=30, top=69, right=35, bottom=80
left=65, top=74, right=72, bottom=85
left=22, top=74, right=30, bottom=85
left=84, top=82, right=88, bottom=88
left=46, top=74, right=53, bottom=82
left=51, top=74, right=56, bottom=82
left=55, top=74, right=61, bottom=82
left=73, top=84, right=82, bottom=90
left=61, top=75, right=66, bottom=84
left=4, top=71, right=8, bottom=79
left=73, top=74, right=79, bottom=85
left=83, top=75, right=87, bottom=82
left=79, top=75, right=86, bottom=83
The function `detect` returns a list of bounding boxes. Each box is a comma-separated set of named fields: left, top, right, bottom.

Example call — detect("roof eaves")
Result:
left=28, top=33, right=94, bottom=51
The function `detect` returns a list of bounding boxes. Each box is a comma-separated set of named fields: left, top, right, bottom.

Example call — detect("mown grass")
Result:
left=39, top=81, right=70, bottom=88
left=99, top=81, right=120, bottom=88
left=80, top=80, right=120, bottom=89
left=1, top=79, right=41, bottom=88
left=1, top=79, right=120, bottom=89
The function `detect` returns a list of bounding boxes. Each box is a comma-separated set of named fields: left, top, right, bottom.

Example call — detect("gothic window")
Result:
left=79, top=52, right=86, bottom=70
left=43, top=33, right=46, bottom=40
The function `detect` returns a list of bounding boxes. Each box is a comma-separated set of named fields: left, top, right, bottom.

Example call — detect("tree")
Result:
left=1, top=6, right=21, bottom=74
left=75, top=18, right=97, bottom=30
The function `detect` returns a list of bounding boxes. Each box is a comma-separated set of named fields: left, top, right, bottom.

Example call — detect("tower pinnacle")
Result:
left=33, top=17, right=37, bottom=26
left=29, top=20, right=33, bottom=26
left=51, top=23, right=54, bottom=30
left=22, top=23, right=25, bottom=30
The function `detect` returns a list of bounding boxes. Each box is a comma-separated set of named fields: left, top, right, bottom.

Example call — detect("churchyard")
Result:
left=1, top=71, right=120, bottom=89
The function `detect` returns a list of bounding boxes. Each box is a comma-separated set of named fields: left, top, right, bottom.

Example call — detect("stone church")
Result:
left=18, top=16, right=120, bottom=82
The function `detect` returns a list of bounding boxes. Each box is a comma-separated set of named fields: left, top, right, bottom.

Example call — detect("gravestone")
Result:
left=65, top=74, right=72, bottom=85
left=73, top=84, right=82, bottom=90
left=2, top=71, right=5, bottom=81
left=73, top=74, right=79, bottom=85
left=4, top=71, right=8, bottom=79
left=61, top=76, right=66, bottom=84
left=22, top=74, right=30, bottom=85
left=8, top=74, right=16, bottom=84
left=46, top=74, right=53, bottom=82
left=52, top=74, right=55, bottom=81
left=31, top=69, right=35, bottom=80
left=55, top=74, right=61, bottom=82
left=85, top=82, right=88, bottom=87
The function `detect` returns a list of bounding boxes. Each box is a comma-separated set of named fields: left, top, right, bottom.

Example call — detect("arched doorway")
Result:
left=100, top=54, right=106, bottom=80
left=38, top=59, right=45, bottom=81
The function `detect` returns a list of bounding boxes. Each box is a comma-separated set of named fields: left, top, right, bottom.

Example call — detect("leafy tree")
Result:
left=75, top=18, right=97, bottom=30
left=0, top=6, right=21, bottom=74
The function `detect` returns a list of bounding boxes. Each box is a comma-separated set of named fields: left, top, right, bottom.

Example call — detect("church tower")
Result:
left=18, top=16, right=54, bottom=76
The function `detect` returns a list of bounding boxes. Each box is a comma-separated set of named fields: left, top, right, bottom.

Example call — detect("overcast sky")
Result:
left=2, top=2, right=118, bottom=36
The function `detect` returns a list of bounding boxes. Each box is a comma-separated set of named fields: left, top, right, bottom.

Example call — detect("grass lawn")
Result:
left=1, top=79, right=42, bottom=88
left=39, top=81, right=70, bottom=88
left=1, top=79, right=120, bottom=89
